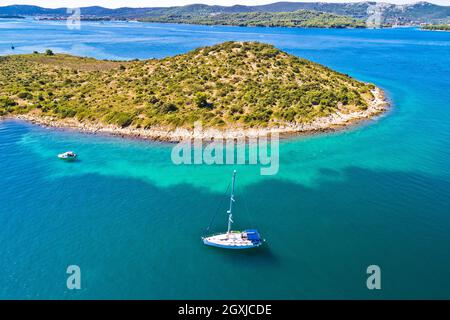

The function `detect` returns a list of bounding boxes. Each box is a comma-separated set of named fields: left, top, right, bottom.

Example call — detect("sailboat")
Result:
left=202, top=170, right=264, bottom=249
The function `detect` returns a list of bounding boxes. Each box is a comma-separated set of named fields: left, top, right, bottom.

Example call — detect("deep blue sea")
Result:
left=1, top=19, right=450, bottom=299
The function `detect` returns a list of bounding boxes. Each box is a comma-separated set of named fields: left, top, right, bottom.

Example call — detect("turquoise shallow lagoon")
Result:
left=1, top=20, right=450, bottom=299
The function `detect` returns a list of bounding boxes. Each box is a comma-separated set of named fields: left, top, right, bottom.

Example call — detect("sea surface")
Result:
left=1, top=19, right=450, bottom=299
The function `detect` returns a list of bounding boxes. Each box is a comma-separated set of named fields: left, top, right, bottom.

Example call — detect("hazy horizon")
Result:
left=1, top=0, right=449, bottom=10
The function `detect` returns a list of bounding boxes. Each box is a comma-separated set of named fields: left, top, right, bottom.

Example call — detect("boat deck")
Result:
left=203, top=232, right=262, bottom=249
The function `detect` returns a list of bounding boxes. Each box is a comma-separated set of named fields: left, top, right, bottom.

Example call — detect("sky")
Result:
left=0, top=0, right=449, bottom=8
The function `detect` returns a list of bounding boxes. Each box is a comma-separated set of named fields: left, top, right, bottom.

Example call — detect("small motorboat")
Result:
left=58, top=151, right=77, bottom=161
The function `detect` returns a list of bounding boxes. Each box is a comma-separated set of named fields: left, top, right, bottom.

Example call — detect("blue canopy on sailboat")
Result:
left=245, top=229, right=261, bottom=242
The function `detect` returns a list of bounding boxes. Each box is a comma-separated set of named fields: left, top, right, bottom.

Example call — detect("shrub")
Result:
left=0, top=96, right=17, bottom=108
left=194, top=92, right=212, bottom=109
left=107, top=112, right=134, bottom=128
left=161, top=103, right=178, bottom=113
left=17, top=91, right=33, bottom=100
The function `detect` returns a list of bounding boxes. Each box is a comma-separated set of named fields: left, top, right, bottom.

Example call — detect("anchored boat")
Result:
left=202, top=170, right=264, bottom=249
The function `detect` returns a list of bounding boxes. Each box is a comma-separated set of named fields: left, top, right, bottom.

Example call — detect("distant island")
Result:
left=0, top=42, right=388, bottom=141
left=421, top=24, right=450, bottom=31
left=0, top=2, right=449, bottom=26
left=139, top=10, right=366, bottom=29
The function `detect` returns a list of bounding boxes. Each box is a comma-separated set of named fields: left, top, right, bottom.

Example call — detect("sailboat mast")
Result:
left=227, top=170, right=237, bottom=234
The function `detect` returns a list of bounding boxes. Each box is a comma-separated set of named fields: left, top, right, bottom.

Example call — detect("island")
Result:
left=0, top=42, right=388, bottom=141
left=421, top=24, right=450, bottom=31
left=139, top=10, right=367, bottom=29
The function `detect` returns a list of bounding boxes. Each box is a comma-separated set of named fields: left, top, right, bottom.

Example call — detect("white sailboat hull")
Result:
left=202, top=231, right=263, bottom=249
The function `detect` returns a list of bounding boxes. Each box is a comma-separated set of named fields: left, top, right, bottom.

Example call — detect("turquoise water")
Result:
left=1, top=19, right=450, bottom=299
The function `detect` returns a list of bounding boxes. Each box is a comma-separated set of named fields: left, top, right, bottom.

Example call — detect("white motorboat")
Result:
left=58, top=151, right=77, bottom=161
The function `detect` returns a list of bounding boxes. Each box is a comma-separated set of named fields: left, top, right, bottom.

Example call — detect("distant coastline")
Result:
left=1, top=2, right=449, bottom=28
left=137, top=10, right=367, bottom=29
left=32, top=11, right=367, bottom=29
left=421, top=24, right=450, bottom=31
left=0, top=15, right=25, bottom=19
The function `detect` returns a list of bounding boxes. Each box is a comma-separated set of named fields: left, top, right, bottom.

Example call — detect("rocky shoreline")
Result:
left=2, top=88, right=389, bottom=142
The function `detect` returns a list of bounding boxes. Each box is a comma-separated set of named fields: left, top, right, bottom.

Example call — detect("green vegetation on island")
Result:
left=139, top=10, right=366, bottom=29
left=0, top=42, right=376, bottom=130
left=421, top=24, right=450, bottom=31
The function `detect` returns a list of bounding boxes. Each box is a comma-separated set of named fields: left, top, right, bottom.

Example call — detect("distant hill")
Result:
left=0, top=5, right=149, bottom=17
left=0, top=2, right=449, bottom=25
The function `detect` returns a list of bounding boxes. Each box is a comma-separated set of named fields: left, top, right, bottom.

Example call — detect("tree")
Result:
left=45, top=49, right=54, bottom=56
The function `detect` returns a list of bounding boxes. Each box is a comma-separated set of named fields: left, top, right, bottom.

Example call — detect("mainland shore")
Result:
left=3, top=88, right=389, bottom=142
